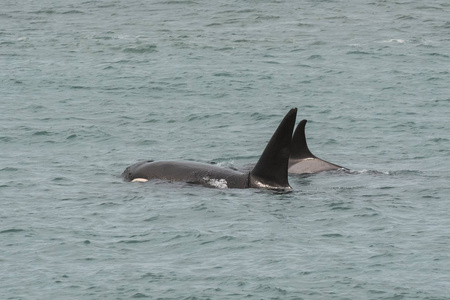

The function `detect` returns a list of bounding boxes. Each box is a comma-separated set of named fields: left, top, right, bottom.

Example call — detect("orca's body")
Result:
left=122, top=108, right=297, bottom=190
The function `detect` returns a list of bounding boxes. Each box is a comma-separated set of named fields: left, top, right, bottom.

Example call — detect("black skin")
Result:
left=122, top=108, right=298, bottom=190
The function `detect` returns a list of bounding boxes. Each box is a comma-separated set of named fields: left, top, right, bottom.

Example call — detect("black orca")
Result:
left=122, top=108, right=297, bottom=190
left=288, top=119, right=347, bottom=174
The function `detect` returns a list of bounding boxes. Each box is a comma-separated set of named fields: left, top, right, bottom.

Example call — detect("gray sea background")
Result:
left=1, top=0, right=449, bottom=299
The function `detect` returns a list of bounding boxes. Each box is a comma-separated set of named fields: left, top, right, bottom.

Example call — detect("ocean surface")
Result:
left=1, top=0, right=449, bottom=299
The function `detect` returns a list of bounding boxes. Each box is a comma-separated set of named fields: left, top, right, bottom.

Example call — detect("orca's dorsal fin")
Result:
left=290, top=119, right=316, bottom=159
left=250, top=108, right=297, bottom=190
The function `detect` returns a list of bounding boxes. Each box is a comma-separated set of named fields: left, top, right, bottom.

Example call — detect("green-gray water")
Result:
left=1, top=1, right=449, bottom=299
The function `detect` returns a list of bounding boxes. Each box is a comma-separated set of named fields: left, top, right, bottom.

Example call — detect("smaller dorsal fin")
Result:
left=250, top=108, right=297, bottom=189
left=290, top=119, right=316, bottom=159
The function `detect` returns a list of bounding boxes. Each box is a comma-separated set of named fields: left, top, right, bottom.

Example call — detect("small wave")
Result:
left=346, top=169, right=390, bottom=175
left=396, top=15, right=416, bottom=21
left=52, top=177, right=70, bottom=183
left=346, top=50, right=372, bottom=55
left=162, top=0, right=199, bottom=4
left=62, top=10, right=84, bottom=15
left=297, top=22, right=314, bottom=28
left=0, top=228, right=25, bottom=234
left=345, top=169, right=422, bottom=177
left=141, top=272, right=164, bottom=280
left=250, top=112, right=278, bottom=121
left=385, top=170, right=422, bottom=176
left=213, top=72, right=232, bottom=77
left=307, top=54, right=323, bottom=60
left=0, top=136, right=13, bottom=142
left=385, top=39, right=406, bottom=44
left=255, top=14, right=280, bottom=20
left=425, top=52, right=449, bottom=58
left=35, top=9, right=56, bottom=14
left=212, top=161, right=236, bottom=170
left=33, top=130, right=52, bottom=136
left=144, top=215, right=159, bottom=222
left=322, top=233, right=344, bottom=238
left=123, top=44, right=157, bottom=54
left=1, top=167, right=18, bottom=172
left=69, top=85, right=92, bottom=90
left=118, top=239, right=153, bottom=244
left=131, top=292, right=150, bottom=298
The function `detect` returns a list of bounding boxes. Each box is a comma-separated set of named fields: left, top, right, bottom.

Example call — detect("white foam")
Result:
left=204, top=177, right=228, bottom=189
left=384, top=39, right=406, bottom=44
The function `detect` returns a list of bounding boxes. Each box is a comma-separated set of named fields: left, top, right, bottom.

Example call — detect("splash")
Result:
left=347, top=169, right=390, bottom=175
left=203, top=177, right=228, bottom=189
left=383, top=39, right=406, bottom=43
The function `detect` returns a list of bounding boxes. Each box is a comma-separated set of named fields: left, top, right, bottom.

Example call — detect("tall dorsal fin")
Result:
left=290, top=119, right=316, bottom=159
left=250, top=108, right=297, bottom=189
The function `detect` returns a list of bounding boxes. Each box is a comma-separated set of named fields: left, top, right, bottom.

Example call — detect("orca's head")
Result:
left=121, top=165, right=134, bottom=182
left=121, top=160, right=154, bottom=182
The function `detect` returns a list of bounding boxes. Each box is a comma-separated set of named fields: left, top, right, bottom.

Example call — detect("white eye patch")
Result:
left=131, top=178, right=149, bottom=183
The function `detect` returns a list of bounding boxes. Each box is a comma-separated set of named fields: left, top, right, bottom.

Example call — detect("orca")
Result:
left=288, top=119, right=347, bottom=174
left=122, top=108, right=297, bottom=190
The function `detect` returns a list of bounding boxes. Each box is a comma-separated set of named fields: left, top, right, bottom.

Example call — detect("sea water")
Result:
left=1, top=0, right=449, bottom=299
